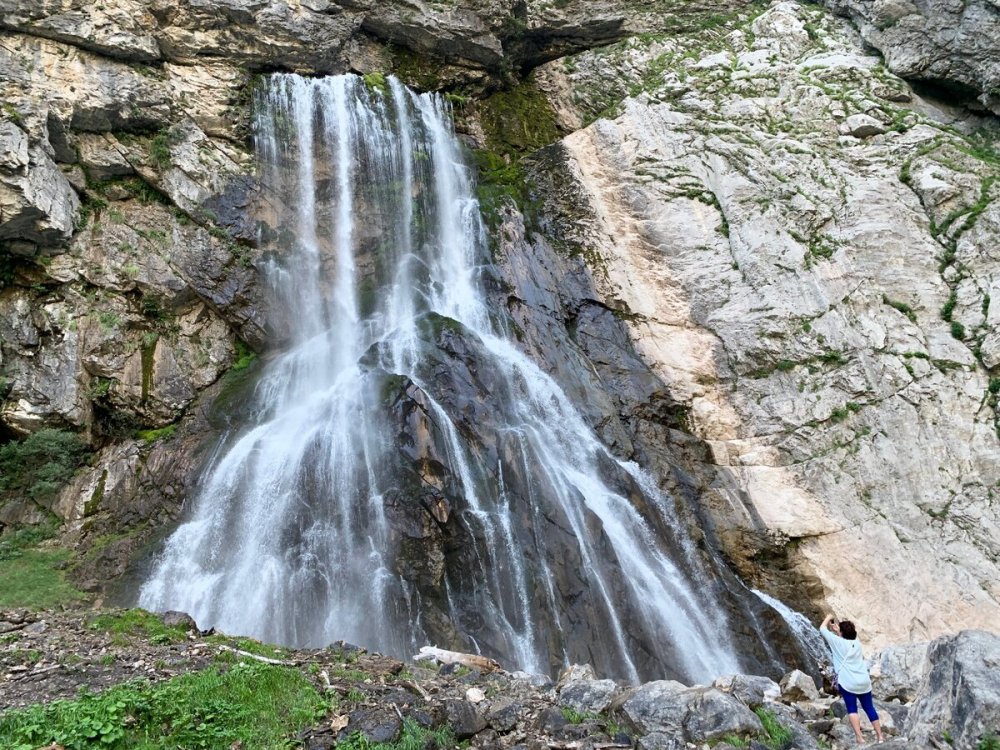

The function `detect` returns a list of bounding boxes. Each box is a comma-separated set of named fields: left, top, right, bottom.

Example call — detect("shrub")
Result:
left=0, top=429, right=90, bottom=502
left=755, top=707, right=793, bottom=750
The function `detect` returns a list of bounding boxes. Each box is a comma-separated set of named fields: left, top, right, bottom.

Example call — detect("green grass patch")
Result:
left=755, top=707, right=793, bottom=750
left=337, top=717, right=455, bottom=750
left=0, top=660, right=326, bottom=750
left=0, top=543, right=85, bottom=609
left=88, top=609, right=190, bottom=645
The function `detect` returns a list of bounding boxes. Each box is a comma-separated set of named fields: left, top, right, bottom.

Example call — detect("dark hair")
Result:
left=839, top=620, right=857, bottom=640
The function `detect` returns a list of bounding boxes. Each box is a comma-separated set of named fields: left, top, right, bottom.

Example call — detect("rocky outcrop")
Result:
left=905, top=630, right=1000, bottom=750
left=523, top=0, right=1000, bottom=649
left=822, top=0, right=1000, bottom=116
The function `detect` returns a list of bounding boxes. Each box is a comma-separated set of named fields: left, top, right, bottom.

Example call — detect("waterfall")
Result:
left=140, top=74, right=747, bottom=683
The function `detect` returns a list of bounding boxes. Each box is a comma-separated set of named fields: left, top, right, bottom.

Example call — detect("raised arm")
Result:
left=820, top=613, right=835, bottom=631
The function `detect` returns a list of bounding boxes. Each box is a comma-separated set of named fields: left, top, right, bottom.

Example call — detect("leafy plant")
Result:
left=0, top=429, right=90, bottom=502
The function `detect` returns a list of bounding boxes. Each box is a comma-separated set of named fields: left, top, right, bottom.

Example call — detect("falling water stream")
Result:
left=140, top=74, right=750, bottom=683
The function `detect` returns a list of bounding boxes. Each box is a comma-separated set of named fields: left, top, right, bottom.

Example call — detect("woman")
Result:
left=819, top=613, right=885, bottom=745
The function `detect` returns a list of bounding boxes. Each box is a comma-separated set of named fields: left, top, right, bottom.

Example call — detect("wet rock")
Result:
left=537, top=706, right=567, bottom=734
left=445, top=699, right=487, bottom=739
left=635, top=732, right=684, bottom=750
left=779, top=670, right=820, bottom=703
left=905, top=630, right=1000, bottom=749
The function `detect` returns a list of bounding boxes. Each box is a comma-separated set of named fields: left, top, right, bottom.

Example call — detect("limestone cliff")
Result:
left=1, top=0, right=999, bottom=660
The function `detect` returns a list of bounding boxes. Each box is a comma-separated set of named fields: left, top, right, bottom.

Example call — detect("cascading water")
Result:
left=141, top=74, right=751, bottom=683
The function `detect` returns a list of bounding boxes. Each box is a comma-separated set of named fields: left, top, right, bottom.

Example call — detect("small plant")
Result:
left=978, top=733, right=1000, bottom=750
left=362, top=71, right=388, bottom=94
left=136, top=424, right=177, bottom=443
left=755, top=707, right=793, bottom=750
left=951, top=320, right=966, bottom=340
left=560, top=707, right=597, bottom=724
left=882, top=294, right=917, bottom=323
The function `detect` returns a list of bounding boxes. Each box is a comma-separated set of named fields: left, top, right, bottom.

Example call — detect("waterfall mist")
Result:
left=140, top=73, right=751, bottom=683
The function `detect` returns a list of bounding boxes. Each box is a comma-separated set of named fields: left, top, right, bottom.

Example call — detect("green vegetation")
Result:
left=560, top=707, right=598, bottom=724
left=363, top=71, right=388, bottom=95
left=478, top=78, right=560, bottom=157
left=338, top=717, right=455, bottom=750
left=135, top=424, right=177, bottom=443
left=882, top=295, right=917, bottom=323
left=148, top=128, right=182, bottom=171
left=0, top=428, right=91, bottom=503
left=88, top=609, right=191, bottom=645
left=0, top=523, right=85, bottom=609
left=829, top=401, right=862, bottom=423
left=230, top=339, right=257, bottom=372
left=978, top=733, right=1000, bottom=750
left=0, top=660, right=326, bottom=750
left=754, top=707, right=793, bottom=750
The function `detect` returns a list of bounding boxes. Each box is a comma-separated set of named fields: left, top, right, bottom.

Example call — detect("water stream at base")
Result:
left=140, top=74, right=750, bottom=683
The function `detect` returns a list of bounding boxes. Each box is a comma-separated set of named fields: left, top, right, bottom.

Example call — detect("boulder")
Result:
left=621, top=682, right=762, bottom=743
left=869, top=642, right=929, bottom=703
left=558, top=678, right=618, bottom=714
left=906, top=630, right=1000, bottom=749
left=160, top=611, right=198, bottom=631
left=713, top=674, right=782, bottom=708
left=779, top=670, right=820, bottom=703
left=445, top=699, right=487, bottom=739
left=840, top=113, right=885, bottom=138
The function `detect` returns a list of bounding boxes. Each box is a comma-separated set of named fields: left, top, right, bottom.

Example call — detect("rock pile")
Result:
left=3, top=610, right=998, bottom=750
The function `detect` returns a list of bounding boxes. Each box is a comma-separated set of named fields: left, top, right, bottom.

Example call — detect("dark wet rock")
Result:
left=347, top=709, right=403, bottom=744
left=537, top=706, right=568, bottom=734
left=445, top=699, right=487, bottom=739
left=485, top=696, right=522, bottom=732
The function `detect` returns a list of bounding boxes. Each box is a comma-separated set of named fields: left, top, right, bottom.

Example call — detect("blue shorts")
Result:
left=838, top=685, right=879, bottom=722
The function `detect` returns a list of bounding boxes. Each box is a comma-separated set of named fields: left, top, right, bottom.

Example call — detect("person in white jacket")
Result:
left=820, top=613, right=886, bottom=745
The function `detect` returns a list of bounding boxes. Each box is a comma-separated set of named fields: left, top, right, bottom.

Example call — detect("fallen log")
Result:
left=412, top=646, right=502, bottom=674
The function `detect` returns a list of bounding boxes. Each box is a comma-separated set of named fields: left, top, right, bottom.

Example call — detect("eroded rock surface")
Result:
left=526, top=0, right=1000, bottom=649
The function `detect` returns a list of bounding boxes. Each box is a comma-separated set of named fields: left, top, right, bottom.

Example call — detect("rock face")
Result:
left=528, top=0, right=1000, bottom=650
left=822, top=0, right=1000, bottom=116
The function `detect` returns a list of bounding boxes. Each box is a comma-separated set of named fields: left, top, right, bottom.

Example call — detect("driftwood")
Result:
left=412, top=646, right=502, bottom=673
left=215, top=645, right=295, bottom=666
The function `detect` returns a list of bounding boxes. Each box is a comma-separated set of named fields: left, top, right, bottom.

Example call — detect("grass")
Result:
left=88, top=609, right=191, bottom=645
left=337, top=717, right=455, bottom=750
left=755, top=707, right=793, bottom=750
left=0, top=660, right=326, bottom=750
left=0, top=544, right=85, bottom=609
left=135, top=424, right=177, bottom=443
left=560, top=707, right=598, bottom=724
